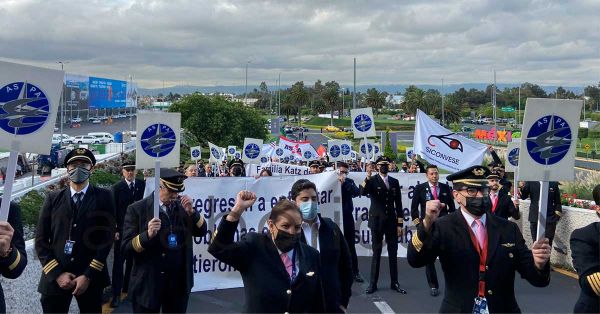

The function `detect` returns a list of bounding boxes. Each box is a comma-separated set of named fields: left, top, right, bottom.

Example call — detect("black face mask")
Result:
left=232, top=166, right=243, bottom=177
left=273, top=228, right=300, bottom=253
left=379, top=165, right=389, bottom=174
left=464, top=196, right=491, bottom=217
left=402, top=166, right=408, bottom=171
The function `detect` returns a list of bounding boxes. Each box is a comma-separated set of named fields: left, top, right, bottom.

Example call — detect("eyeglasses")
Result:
left=458, top=187, right=489, bottom=197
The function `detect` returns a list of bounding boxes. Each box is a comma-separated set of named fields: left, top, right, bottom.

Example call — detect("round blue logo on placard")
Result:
left=260, top=156, right=268, bottom=163
left=234, top=152, right=241, bottom=159
left=140, top=123, right=176, bottom=157
left=211, top=147, right=221, bottom=159
left=276, top=148, right=285, bottom=156
left=360, top=143, right=373, bottom=154
left=350, top=151, right=357, bottom=159
left=407, top=149, right=414, bottom=159
left=374, top=145, right=380, bottom=154
left=303, top=151, right=312, bottom=160
left=508, top=148, right=519, bottom=167
left=228, top=147, right=236, bottom=155
left=191, top=149, right=200, bottom=158
left=341, top=143, right=351, bottom=155
left=353, top=114, right=373, bottom=132
left=244, top=143, right=260, bottom=159
left=526, top=115, right=572, bottom=165
left=330, top=145, right=341, bottom=158
left=0, top=82, right=50, bottom=135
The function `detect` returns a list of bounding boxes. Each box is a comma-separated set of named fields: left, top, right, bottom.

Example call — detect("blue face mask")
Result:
left=299, top=201, right=319, bottom=221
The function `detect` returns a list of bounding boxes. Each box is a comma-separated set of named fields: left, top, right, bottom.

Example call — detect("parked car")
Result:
left=98, top=116, right=109, bottom=121
left=53, top=126, right=59, bottom=132
left=88, top=132, right=114, bottom=144
left=91, top=119, right=101, bottom=124
left=72, top=135, right=100, bottom=144
left=71, top=117, right=82, bottom=123
left=51, top=134, right=72, bottom=145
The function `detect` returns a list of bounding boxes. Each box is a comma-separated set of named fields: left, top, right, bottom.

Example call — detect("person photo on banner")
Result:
left=290, top=179, right=353, bottom=313
left=407, top=165, right=551, bottom=313
left=208, top=192, right=326, bottom=313
left=121, top=169, right=208, bottom=313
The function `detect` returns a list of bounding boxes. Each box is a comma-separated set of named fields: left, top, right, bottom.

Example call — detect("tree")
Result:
left=321, top=81, right=340, bottom=125
left=383, top=128, right=395, bottom=160
left=439, top=94, right=463, bottom=124
left=424, top=89, right=441, bottom=116
left=403, top=85, right=425, bottom=116
left=289, top=81, right=309, bottom=125
left=364, top=88, right=386, bottom=116
left=169, top=94, right=268, bottom=148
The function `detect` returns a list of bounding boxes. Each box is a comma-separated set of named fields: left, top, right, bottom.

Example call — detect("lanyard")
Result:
left=290, top=249, right=297, bottom=282
left=464, top=218, right=488, bottom=297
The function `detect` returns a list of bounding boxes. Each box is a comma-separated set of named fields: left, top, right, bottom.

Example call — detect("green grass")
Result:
left=304, top=117, right=415, bottom=131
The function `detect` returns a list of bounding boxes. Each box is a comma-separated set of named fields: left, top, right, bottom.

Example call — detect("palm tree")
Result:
left=321, top=81, right=340, bottom=125
left=289, top=81, right=309, bottom=126
left=364, top=88, right=386, bottom=116
left=403, top=85, right=425, bottom=117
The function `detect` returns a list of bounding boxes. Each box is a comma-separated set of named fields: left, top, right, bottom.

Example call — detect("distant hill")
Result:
left=138, top=83, right=584, bottom=97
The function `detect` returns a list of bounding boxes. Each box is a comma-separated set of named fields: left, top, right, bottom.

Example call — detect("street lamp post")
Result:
left=244, top=61, right=251, bottom=106
left=57, top=61, right=69, bottom=145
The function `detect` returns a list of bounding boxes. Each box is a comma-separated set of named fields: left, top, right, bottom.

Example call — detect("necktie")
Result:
left=383, top=177, right=389, bottom=189
left=280, top=252, right=293, bottom=279
left=432, top=185, right=438, bottom=200
left=73, top=192, right=83, bottom=209
left=473, top=219, right=486, bottom=248
left=129, top=182, right=134, bottom=194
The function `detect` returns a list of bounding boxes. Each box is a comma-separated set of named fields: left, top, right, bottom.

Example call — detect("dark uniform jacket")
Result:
left=360, top=174, right=404, bottom=230
left=520, top=181, right=562, bottom=223
left=35, top=186, right=115, bottom=295
left=0, top=202, right=27, bottom=313
left=407, top=211, right=550, bottom=313
left=208, top=217, right=325, bottom=313
left=570, top=222, right=600, bottom=313
left=341, top=178, right=361, bottom=229
left=411, top=182, right=455, bottom=226
left=111, top=178, right=145, bottom=234
left=121, top=194, right=208, bottom=309
left=300, top=216, right=353, bottom=312
left=491, top=192, right=520, bottom=220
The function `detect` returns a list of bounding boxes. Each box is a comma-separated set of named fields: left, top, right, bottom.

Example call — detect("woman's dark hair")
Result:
left=290, top=179, right=317, bottom=201
left=593, top=184, right=600, bottom=205
left=269, top=199, right=301, bottom=221
left=259, top=169, right=273, bottom=176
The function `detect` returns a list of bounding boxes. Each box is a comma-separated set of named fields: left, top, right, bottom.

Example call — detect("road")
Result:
left=57, top=117, right=137, bottom=137
left=111, top=257, right=579, bottom=313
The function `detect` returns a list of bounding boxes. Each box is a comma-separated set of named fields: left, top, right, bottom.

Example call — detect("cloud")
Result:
left=0, top=0, right=597, bottom=88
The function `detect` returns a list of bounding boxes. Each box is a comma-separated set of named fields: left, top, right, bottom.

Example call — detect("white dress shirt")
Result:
left=302, top=216, right=321, bottom=251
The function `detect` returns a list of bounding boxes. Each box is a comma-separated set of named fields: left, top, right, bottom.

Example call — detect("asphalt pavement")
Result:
left=111, top=257, right=579, bottom=313
left=57, top=117, right=136, bottom=137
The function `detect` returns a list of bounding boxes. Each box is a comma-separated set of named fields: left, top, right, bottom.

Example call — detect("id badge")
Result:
left=473, top=296, right=489, bottom=314
left=167, top=233, right=178, bottom=248
left=64, top=240, right=75, bottom=255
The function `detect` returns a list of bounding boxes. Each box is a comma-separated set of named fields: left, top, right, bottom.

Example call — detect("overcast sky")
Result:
left=1, top=0, right=598, bottom=88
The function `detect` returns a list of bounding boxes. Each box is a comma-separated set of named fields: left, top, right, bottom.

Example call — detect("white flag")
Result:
left=208, top=142, right=224, bottom=163
left=328, top=140, right=343, bottom=162
left=242, top=138, right=263, bottom=164
left=190, top=146, right=201, bottom=161
left=413, top=109, right=487, bottom=172
left=301, top=144, right=319, bottom=161
left=351, top=107, right=376, bottom=138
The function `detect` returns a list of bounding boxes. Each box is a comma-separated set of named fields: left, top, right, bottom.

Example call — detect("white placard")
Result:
left=190, top=146, right=202, bottom=161
left=350, top=150, right=358, bottom=161
left=242, top=138, right=263, bottom=164
left=373, top=143, right=382, bottom=160
left=0, top=61, right=63, bottom=154
left=340, top=140, right=352, bottom=159
left=328, top=140, right=343, bottom=162
left=406, top=146, right=415, bottom=161
left=227, top=146, right=237, bottom=156
left=359, top=139, right=375, bottom=158
left=505, top=140, right=520, bottom=173
left=234, top=151, right=241, bottom=160
left=208, top=142, right=224, bottom=163
left=136, top=111, right=181, bottom=169
left=351, top=107, right=376, bottom=138
left=517, top=98, right=582, bottom=181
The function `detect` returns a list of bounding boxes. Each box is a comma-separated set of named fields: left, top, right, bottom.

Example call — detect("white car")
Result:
left=88, top=132, right=114, bottom=144
left=72, top=135, right=100, bottom=144
left=91, top=119, right=101, bottom=124
left=71, top=117, right=82, bottom=123
left=51, top=134, right=72, bottom=145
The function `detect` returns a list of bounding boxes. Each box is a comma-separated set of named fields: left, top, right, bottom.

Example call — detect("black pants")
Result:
left=530, top=221, right=557, bottom=247
left=426, top=261, right=439, bottom=289
left=132, top=292, right=189, bottom=313
left=112, top=238, right=133, bottom=298
left=40, top=285, right=103, bottom=314
left=343, top=221, right=359, bottom=275
left=369, top=225, right=398, bottom=286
